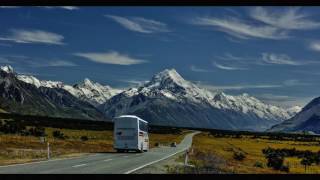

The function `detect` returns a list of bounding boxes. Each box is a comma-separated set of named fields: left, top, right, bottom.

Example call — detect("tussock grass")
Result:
left=0, top=127, right=189, bottom=166
left=189, top=133, right=320, bottom=174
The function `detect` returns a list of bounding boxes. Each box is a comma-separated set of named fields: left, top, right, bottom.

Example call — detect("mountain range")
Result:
left=269, top=97, right=320, bottom=134
left=0, top=65, right=107, bottom=120
left=102, top=69, right=300, bottom=131
left=0, top=65, right=302, bottom=131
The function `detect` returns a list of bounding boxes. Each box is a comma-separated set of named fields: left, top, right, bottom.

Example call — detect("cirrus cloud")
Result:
left=250, top=7, right=320, bottom=30
left=0, top=29, right=65, bottom=45
left=213, top=61, right=248, bottom=70
left=105, top=15, right=170, bottom=34
left=73, top=51, right=148, bottom=65
left=192, top=16, right=289, bottom=40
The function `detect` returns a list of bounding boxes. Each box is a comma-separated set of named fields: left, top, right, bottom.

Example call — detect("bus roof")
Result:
left=116, top=115, right=148, bottom=123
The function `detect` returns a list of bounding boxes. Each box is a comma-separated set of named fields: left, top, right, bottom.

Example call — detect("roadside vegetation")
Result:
left=183, top=132, right=320, bottom=174
left=0, top=115, right=189, bottom=166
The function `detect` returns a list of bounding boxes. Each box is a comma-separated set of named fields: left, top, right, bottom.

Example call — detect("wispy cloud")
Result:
left=192, top=7, right=320, bottom=40
left=199, top=83, right=282, bottom=91
left=309, top=41, right=320, bottom=52
left=215, top=53, right=249, bottom=63
left=119, top=79, right=149, bottom=87
left=0, top=6, right=19, bottom=9
left=0, top=29, right=65, bottom=45
left=292, top=70, right=320, bottom=76
left=0, top=55, right=76, bottom=68
left=256, top=93, right=312, bottom=108
left=213, top=61, right=248, bottom=70
left=38, top=6, right=79, bottom=10
left=283, top=79, right=311, bottom=86
left=190, top=65, right=212, bottom=73
left=30, top=60, right=77, bottom=67
left=250, top=7, right=320, bottom=30
left=192, top=16, right=288, bottom=40
left=261, top=53, right=319, bottom=66
left=215, top=52, right=319, bottom=67
left=105, top=15, right=170, bottom=34
left=261, top=53, right=302, bottom=65
left=73, top=51, right=148, bottom=65
left=197, top=79, right=311, bottom=91
left=0, top=6, right=79, bottom=10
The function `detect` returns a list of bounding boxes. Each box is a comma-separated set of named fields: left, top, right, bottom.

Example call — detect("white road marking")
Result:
left=123, top=156, right=129, bottom=158
left=72, top=164, right=87, bottom=168
left=124, top=132, right=200, bottom=174
left=0, top=154, right=94, bottom=168
left=124, top=147, right=188, bottom=174
left=103, top=159, right=113, bottom=162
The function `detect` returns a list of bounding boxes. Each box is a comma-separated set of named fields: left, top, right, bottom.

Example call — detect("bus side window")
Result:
left=139, top=121, right=148, bottom=132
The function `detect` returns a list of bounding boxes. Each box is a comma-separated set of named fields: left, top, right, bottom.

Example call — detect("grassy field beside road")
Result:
left=187, top=132, right=320, bottom=174
left=0, top=127, right=189, bottom=166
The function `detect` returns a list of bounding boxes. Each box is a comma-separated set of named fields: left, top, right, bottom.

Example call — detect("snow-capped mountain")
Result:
left=0, top=65, right=107, bottom=120
left=0, top=65, right=301, bottom=131
left=269, top=97, right=320, bottom=133
left=70, top=78, right=123, bottom=107
left=17, top=72, right=122, bottom=107
left=0, top=65, right=14, bottom=73
left=286, top=106, right=302, bottom=117
left=102, top=69, right=299, bottom=131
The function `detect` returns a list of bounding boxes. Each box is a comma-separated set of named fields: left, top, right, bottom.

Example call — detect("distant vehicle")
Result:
left=113, top=115, right=149, bottom=153
left=171, top=142, right=177, bottom=147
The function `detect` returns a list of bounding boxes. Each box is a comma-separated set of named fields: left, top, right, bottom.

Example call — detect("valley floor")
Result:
left=183, top=132, right=320, bottom=174
left=0, top=127, right=188, bottom=166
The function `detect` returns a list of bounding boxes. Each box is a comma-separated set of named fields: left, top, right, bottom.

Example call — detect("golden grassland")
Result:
left=190, top=132, right=320, bottom=174
left=0, top=127, right=189, bottom=166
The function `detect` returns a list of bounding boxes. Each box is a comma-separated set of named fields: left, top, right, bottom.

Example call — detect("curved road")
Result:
left=0, top=131, right=199, bottom=174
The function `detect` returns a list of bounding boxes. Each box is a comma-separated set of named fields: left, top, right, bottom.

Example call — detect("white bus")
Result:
left=113, top=115, right=149, bottom=153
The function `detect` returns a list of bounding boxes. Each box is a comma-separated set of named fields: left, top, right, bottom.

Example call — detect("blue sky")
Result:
left=0, top=6, right=320, bottom=108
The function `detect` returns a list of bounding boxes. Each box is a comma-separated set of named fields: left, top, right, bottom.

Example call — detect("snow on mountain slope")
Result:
left=209, top=92, right=295, bottom=121
left=15, top=70, right=122, bottom=107
left=0, top=65, right=107, bottom=120
left=103, top=69, right=298, bottom=131
left=0, top=65, right=14, bottom=73
left=71, top=78, right=123, bottom=106
left=286, top=106, right=302, bottom=117
left=269, top=97, right=320, bottom=133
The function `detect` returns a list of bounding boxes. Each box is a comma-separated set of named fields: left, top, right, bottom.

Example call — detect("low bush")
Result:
left=80, top=136, right=89, bottom=141
left=52, top=130, right=65, bottom=139
left=233, top=152, right=246, bottom=161
left=254, top=161, right=264, bottom=168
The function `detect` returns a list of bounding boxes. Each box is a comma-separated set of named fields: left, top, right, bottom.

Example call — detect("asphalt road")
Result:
left=0, top=131, right=199, bottom=174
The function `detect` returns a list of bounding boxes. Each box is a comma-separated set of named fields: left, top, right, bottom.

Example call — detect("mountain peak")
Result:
left=83, top=78, right=94, bottom=86
left=149, top=68, right=188, bottom=88
left=157, top=68, right=182, bottom=80
left=0, top=65, right=14, bottom=74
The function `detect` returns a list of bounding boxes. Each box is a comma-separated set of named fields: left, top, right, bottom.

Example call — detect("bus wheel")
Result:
left=117, top=149, right=123, bottom=153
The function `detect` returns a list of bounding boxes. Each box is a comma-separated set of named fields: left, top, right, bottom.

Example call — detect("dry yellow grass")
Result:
left=190, top=132, right=320, bottom=174
left=149, top=130, right=190, bottom=148
left=0, top=127, right=189, bottom=166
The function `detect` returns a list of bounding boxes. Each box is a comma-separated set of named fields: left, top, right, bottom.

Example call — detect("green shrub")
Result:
left=52, top=130, right=65, bottom=139
left=233, top=152, right=246, bottom=161
left=279, top=165, right=290, bottom=173
left=266, top=153, right=284, bottom=170
left=254, top=161, right=264, bottom=168
left=80, top=136, right=89, bottom=141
